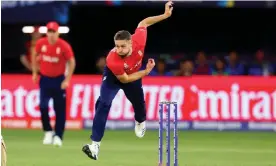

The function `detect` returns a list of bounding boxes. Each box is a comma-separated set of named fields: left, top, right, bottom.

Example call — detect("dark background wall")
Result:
left=2, top=4, right=276, bottom=73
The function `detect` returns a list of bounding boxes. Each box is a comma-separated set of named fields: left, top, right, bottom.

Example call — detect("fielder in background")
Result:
left=20, top=26, right=42, bottom=72
left=32, top=21, right=76, bottom=147
left=82, top=0, right=173, bottom=160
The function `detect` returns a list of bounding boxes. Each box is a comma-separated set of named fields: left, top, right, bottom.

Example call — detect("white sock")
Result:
left=92, top=141, right=101, bottom=146
left=45, top=131, right=53, bottom=134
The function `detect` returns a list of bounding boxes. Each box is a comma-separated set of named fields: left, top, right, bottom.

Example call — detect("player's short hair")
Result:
left=114, top=30, right=131, bottom=41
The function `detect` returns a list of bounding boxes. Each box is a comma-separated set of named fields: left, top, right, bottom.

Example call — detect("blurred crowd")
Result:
left=95, top=50, right=276, bottom=76
left=20, top=30, right=276, bottom=76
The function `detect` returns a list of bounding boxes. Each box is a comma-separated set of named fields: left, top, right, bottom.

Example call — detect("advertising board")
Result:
left=1, top=75, right=276, bottom=131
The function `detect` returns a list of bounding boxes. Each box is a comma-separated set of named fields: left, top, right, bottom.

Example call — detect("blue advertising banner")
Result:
left=1, top=1, right=72, bottom=24
left=1, top=1, right=275, bottom=23
left=75, top=1, right=275, bottom=8
left=83, top=120, right=276, bottom=132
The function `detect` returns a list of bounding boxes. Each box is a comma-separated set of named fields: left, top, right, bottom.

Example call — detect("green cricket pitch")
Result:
left=2, top=129, right=276, bottom=166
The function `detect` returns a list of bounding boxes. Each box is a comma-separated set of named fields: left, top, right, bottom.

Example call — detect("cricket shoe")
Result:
left=82, top=142, right=100, bottom=160
left=135, top=121, right=146, bottom=138
left=53, top=135, right=63, bottom=147
left=42, top=131, right=54, bottom=145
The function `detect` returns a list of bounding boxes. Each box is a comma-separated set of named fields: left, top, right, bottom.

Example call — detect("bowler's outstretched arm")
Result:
left=137, top=0, right=173, bottom=28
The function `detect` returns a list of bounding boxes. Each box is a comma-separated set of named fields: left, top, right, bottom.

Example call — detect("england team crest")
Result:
left=41, top=45, right=47, bottom=52
left=124, top=62, right=129, bottom=69
left=56, top=47, right=61, bottom=54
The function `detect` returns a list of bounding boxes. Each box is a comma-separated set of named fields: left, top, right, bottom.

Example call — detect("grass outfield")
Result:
left=2, top=129, right=276, bottom=166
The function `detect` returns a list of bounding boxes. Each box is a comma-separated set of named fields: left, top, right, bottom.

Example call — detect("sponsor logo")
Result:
left=41, top=55, right=59, bottom=63
left=192, top=121, right=242, bottom=130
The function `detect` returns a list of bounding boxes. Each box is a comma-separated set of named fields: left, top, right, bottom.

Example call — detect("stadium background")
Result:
left=1, top=1, right=276, bottom=166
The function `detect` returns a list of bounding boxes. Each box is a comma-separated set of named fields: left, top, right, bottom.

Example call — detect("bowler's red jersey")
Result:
left=106, top=27, right=147, bottom=75
left=35, top=37, right=74, bottom=77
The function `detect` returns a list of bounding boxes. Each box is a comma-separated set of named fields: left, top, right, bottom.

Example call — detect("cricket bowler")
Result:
left=82, top=1, right=173, bottom=160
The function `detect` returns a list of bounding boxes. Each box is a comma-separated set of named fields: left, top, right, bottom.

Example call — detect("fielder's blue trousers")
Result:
left=39, top=75, right=66, bottom=139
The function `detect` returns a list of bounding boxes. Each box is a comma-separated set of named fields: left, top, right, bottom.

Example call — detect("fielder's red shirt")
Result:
left=106, top=27, right=147, bottom=75
left=35, top=37, right=74, bottom=77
